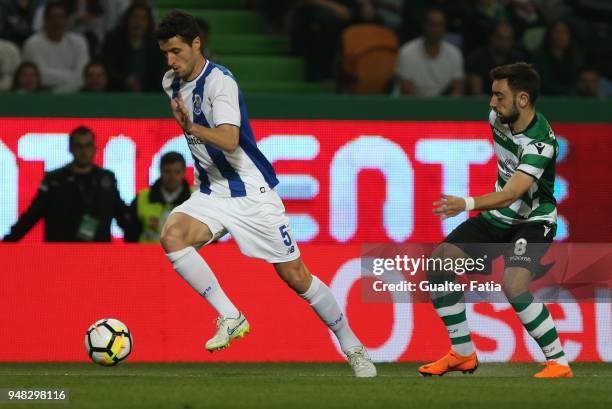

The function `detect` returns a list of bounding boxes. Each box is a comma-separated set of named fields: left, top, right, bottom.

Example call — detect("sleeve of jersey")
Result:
left=161, top=70, right=175, bottom=99
left=517, top=142, right=554, bottom=180
left=211, top=75, right=241, bottom=128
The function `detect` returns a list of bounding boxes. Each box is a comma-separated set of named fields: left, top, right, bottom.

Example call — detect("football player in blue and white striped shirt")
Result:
left=154, top=10, right=375, bottom=377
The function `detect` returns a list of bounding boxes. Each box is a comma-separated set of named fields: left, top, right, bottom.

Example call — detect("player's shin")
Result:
left=299, top=275, right=361, bottom=353
left=510, top=291, right=569, bottom=366
left=166, top=246, right=240, bottom=318
left=429, top=273, right=475, bottom=356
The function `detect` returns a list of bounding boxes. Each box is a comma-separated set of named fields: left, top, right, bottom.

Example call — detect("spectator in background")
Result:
left=11, top=61, right=43, bottom=92
left=466, top=21, right=525, bottom=95
left=532, top=0, right=573, bottom=23
left=463, top=0, right=507, bottom=55
left=395, top=8, right=464, bottom=96
left=373, top=0, right=403, bottom=33
left=290, top=0, right=376, bottom=81
left=401, top=0, right=469, bottom=44
left=125, top=152, right=191, bottom=243
left=64, top=0, right=105, bottom=59
left=574, top=68, right=601, bottom=98
left=80, top=61, right=107, bottom=92
left=2, top=126, right=131, bottom=242
left=22, top=1, right=89, bottom=92
left=506, top=0, right=545, bottom=42
left=0, top=0, right=42, bottom=47
left=531, top=20, right=582, bottom=95
left=102, top=1, right=165, bottom=92
left=0, top=37, right=20, bottom=90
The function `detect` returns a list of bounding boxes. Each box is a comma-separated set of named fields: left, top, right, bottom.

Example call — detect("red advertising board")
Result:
left=0, top=245, right=609, bottom=362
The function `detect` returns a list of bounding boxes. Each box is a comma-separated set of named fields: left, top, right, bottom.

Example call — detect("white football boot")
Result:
left=346, top=346, right=377, bottom=377
left=205, top=312, right=250, bottom=352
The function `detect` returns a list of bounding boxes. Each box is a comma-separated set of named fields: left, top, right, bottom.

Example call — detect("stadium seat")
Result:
left=214, top=56, right=305, bottom=82
left=157, top=9, right=266, bottom=34
left=211, top=35, right=290, bottom=56
left=240, top=81, right=335, bottom=94
left=341, top=24, right=399, bottom=94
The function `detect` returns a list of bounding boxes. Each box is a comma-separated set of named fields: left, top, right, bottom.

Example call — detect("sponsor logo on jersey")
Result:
left=504, top=158, right=518, bottom=170
left=493, top=127, right=508, bottom=141
left=500, top=157, right=518, bottom=178
left=185, top=135, right=205, bottom=145
left=193, top=94, right=202, bottom=115
left=509, top=255, right=532, bottom=263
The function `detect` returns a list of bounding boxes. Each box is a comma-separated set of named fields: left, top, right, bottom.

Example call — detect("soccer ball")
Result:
left=85, top=318, right=133, bottom=366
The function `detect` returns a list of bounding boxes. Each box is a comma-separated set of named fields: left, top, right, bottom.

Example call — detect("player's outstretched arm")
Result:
left=170, top=94, right=239, bottom=152
left=433, top=171, right=534, bottom=219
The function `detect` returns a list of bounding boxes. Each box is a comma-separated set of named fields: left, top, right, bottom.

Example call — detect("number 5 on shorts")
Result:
left=279, top=225, right=292, bottom=246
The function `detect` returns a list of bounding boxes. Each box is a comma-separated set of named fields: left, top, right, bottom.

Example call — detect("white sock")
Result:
left=166, top=247, right=239, bottom=318
left=300, top=275, right=361, bottom=353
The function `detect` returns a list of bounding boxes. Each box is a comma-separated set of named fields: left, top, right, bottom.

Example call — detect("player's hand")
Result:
left=433, top=194, right=466, bottom=220
left=171, top=93, right=193, bottom=133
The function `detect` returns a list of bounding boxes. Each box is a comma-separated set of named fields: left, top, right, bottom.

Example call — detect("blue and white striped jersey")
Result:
left=162, top=60, right=278, bottom=197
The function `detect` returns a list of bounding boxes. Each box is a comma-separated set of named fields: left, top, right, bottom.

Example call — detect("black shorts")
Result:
left=443, top=213, right=555, bottom=277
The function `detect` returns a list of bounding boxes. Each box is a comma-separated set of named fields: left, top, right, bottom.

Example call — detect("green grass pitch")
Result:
left=0, top=363, right=610, bottom=409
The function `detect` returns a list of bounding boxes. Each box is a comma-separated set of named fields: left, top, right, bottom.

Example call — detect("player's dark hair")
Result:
left=69, top=126, right=95, bottom=146
left=160, top=152, right=186, bottom=169
left=44, top=1, right=67, bottom=19
left=490, top=62, right=540, bottom=105
left=154, top=10, right=200, bottom=45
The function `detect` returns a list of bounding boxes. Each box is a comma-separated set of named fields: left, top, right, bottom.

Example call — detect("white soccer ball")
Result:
left=85, top=318, right=133, bottom=366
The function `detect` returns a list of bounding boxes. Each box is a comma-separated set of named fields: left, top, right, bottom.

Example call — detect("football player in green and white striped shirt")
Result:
left=419, top=62, right=572, bottom=378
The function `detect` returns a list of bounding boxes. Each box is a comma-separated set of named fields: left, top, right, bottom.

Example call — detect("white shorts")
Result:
left=170, top=189, right=300, bottom=264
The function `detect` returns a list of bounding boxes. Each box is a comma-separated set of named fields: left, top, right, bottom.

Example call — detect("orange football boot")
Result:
left=418, top=350, right=478, bottom=377
left=533, top=361, right=573, bottom=378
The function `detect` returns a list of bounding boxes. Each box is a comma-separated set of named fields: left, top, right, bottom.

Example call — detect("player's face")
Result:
left=69, top=133, right=96, bottom=168
left=160, top=162, right=185, bottom=193
left=490, top=79, right=520, bottom=124
left=159, top=36, right=201, bottom=79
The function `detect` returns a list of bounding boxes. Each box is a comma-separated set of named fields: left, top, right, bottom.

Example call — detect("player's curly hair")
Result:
left=153, top=10, right=200, bottom=45
left=490, top=62, right=540, bottom=105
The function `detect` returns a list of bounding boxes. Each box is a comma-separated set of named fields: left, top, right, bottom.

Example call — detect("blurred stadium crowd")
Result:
left=0, top=0, right=610, bottom=97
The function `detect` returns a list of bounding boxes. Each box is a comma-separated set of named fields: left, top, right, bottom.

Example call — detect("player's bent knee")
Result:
left=502, top=267, right=532, bottom=299
left=429, top=243, right=461, bottom=277
left=160, top=224, right=189, bottom=253
left=275, top=259, right=312, bottom=293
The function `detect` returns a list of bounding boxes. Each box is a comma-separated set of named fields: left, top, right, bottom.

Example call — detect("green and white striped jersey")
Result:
left=483, top=109, right=558, bottom=229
